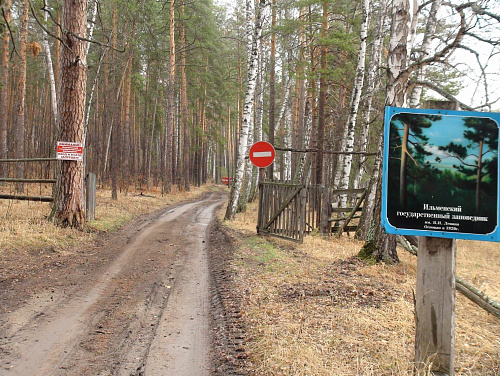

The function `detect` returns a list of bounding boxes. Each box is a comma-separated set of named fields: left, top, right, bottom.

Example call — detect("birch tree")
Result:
left=359, top=0, right=413, bottom=263
left=41, top=0, right=58, bottom=129
left=353, top=0, right=387, bottom=191
left=225, top=0, right=266, bottom=220
left=408, top=0, right=442, bottom=107
left=336, top=0, right=370, bottom=208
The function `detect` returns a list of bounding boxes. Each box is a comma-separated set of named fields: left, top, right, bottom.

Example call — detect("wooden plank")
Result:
left=0, top=194, right=53, bottom=202
left=329, top=215, right=361, bottom=222
left=320, top=187, right=331, bottom=234
left=257, top=183, right=264, bottom=233
left=331, top=207, right=363, bottom=213
left=337, top=189, right=366, bottom=236
left=0, top=158, right=57, bottom=162
left=415, top=237, right=456, bottom=375
left=331, top=188, right=365, bottom=195
left=264, top=185, right=303, bottom=230
left=0, top=178, right=56, bottom=183
left=86, top=172, right=97, bottom=221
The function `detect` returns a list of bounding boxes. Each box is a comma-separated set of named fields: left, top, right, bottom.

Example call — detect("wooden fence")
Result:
left=0, top=158, right=57, bottom=202
left=0, top=159, right=96, bottom=221
left=257, top=182, right=367, bottom=242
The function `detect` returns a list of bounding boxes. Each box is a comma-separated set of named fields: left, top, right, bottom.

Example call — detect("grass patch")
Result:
left=0, top=184, right=214, bottom=254
left=225, top=200, right=500, bottom=375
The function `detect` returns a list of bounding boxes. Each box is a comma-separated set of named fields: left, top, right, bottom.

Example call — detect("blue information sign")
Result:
left=382, top=106, right=500, bottom=242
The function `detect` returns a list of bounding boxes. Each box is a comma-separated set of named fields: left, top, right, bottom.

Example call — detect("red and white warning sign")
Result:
left=249, top=141, right=275, bottom=168
left=57, top=141, right=84, bottom=161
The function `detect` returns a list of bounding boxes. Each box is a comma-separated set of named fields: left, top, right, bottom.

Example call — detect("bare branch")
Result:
left=409, top=80, right=474, bottom=110
left=2, top=7, right=19, bottom=59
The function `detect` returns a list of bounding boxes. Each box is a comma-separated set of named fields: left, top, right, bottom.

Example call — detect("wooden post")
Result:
left=320, top=187, right=331, bottom=234
left=86, top=172, right=96, bottom=221
left=415, top=236, right=456, bottom=375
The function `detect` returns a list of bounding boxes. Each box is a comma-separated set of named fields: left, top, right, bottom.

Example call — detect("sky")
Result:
left=392, top=113, right=500, bottom=171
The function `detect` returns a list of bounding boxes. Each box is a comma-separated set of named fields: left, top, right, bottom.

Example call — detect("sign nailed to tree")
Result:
left=57, top=141, right=84, bottom=161
left=382, top=106, right=500, bottom=242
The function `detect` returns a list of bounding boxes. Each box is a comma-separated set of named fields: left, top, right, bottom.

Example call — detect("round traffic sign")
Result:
left=249, top=141, right=275, bottom=168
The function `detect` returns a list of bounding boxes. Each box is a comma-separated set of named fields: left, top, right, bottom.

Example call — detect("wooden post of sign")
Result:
left=86, top=172, right=96, bottom=221
left=415, top=236, right=456, bottom=375
left=414, top=100, right=458, bottom=376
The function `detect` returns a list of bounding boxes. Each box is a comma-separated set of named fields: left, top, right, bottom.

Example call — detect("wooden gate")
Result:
left=257, top=182, right=306, bottom=242
left=257, top=183, right=367, bottom=242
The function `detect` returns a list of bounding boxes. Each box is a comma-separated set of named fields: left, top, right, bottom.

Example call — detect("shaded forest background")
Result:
left=0, top=0, right=499, bottom=235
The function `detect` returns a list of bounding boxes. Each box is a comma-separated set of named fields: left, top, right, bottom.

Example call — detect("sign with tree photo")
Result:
left=382, top=106, right=500, bottom=242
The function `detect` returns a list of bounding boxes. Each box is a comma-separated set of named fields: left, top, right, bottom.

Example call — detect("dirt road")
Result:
left=0, top=191, right=231, bottom=375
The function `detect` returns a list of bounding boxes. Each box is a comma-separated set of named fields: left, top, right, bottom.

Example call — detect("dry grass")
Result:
left=225, top=201, right=500, bottom=375
left=0, top=184, right=215, bottom=255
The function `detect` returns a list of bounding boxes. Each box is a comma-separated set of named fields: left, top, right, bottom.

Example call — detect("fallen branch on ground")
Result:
left=397, top=235, right=500, bottom=319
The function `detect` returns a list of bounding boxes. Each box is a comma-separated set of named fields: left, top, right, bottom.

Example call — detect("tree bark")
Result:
left=180, top=0, right=189, bottom=191
left=42, top=0, right=58, bottom=131
left=225, top=0, right=265, bottom=220
left=360, top=0, right=412, bottom=263
left=0, top=0, right=11, bottom=178
left=354, top=0, right=387, bottom=191
left=408, top=0, right=442, bottom=107
left=268, top=0, right=276, bottom=181
left=15, top=0, right=29, bottom=193
left=337, top=0, right=370, bottom=208
left=164, top=0, right=176, bottom=194
left=53, top=0, right=88, bottom=228
left=315, top=1, right=328, bottom=186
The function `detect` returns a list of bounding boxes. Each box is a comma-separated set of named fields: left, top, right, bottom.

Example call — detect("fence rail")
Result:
left=0, top=178, right=56, bottom=183
left=0, top=194, right=53, bottom=202
left=0, top=158, right=57, bottom=203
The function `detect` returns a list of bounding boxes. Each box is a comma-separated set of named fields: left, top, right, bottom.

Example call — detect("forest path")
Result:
left=0, top=191, right=227, bottom=376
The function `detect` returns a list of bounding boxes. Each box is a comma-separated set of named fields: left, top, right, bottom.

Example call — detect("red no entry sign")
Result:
left=249, top=141, right=275, bottom=168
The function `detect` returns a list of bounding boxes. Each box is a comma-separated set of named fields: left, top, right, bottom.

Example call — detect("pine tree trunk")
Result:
left=180, top=0, right=189, bottom=191
left=53, top=0, right=88, bottom=228
left=15, top=0, right=29, bottom=193
left=164, top=0, right=176, bottom=194
left=0, top=0, right=11, bottom=178
left=111, top=3, right=118, bottom=200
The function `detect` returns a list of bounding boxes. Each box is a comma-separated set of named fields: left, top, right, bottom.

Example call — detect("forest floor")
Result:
left=0, top=184, right=499, bottom=375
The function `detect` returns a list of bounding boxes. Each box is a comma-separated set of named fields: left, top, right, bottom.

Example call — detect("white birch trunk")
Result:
left=225, top=0, right=265, bottom=220
left=42, top=1, right=58, bottom=127
left=338, top=0, right=370, bottom=208
left=408, top=0, right=443, bottom=107
left=249, top=48, right=265, bottom=202
left=277, top=78, right=292, bottom=181
left=293, top=93, right=312, bottom=184
left=354, top=0, right=387, bottom=191
left=386, top=0, right=411, bottom=107
left=86, top=0, right=98, bottom=57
